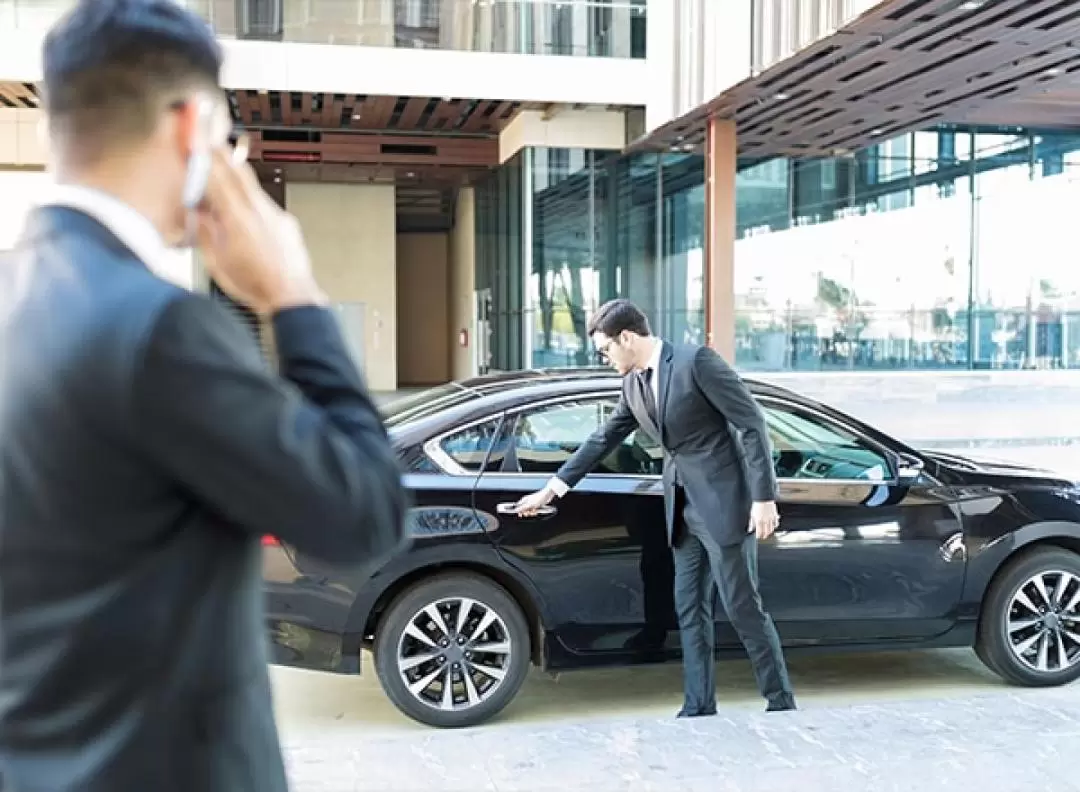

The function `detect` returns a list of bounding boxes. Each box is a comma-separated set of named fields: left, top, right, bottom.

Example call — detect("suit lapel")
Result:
left=657, top=341, right=674, bottom=443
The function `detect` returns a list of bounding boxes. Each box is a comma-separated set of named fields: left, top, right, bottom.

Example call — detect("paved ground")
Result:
left=273, top=651, right=1080, bottom=791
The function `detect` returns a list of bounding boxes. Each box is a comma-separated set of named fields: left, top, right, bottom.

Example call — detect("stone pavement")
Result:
left=285, top=684, right=1080, bottom=791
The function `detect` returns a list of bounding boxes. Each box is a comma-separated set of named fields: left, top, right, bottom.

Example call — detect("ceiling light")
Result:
left=960, top=0, right=984, bottom=9
left=1045, top=67, right=1063, bottom=76
left=774, top=92, right=790, bottom=101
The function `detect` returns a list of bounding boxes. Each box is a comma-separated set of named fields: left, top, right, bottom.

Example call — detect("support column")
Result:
left=703, top=115, right=737, bottom=361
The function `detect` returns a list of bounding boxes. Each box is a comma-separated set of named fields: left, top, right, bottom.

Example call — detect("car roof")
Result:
left=382, top=366, right=853, bottom=447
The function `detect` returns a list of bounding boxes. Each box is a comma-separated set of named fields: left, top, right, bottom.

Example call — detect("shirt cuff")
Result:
left=546, top=477, right=570, bottom=498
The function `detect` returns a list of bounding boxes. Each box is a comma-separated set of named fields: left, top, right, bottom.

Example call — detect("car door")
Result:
left=470, top=393, right=675, bottom=658
left=743, top=395, right=967, bottom=647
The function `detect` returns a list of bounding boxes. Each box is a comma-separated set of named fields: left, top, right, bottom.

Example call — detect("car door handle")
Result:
left=496, top=503, right=557, bottom=518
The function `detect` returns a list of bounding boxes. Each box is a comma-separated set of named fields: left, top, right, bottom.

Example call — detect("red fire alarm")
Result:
left=459, top=328, right=469, bottom=347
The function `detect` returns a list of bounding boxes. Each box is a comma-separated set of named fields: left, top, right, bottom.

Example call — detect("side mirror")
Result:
left=895, top=452, right=925, bottom=483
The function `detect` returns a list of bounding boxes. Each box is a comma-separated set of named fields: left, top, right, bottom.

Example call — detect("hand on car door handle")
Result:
left=497, top=503, right=557, bottom=518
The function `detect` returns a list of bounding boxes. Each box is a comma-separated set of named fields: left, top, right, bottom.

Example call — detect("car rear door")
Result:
left=470, top=393, right=676, bottom=658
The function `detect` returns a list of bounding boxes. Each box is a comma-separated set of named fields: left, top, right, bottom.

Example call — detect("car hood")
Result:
left=920, top=449, right=1078, bottom=488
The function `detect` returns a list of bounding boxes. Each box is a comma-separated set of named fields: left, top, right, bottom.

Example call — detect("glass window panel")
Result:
left=510, top=399, right=660, bottom=475
left=765, top=401, right=892, bottom=481
left=439, top=418, right=505, bottom=473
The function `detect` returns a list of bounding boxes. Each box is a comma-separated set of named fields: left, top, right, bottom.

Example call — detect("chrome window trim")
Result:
left=419, top=387, right=927, bottom=488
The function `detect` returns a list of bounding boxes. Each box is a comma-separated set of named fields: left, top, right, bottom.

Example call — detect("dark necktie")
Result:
left=639, top=367, right=658, bottom=424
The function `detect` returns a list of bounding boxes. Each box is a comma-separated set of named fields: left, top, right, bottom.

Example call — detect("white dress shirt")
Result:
left=546, top=337, right=664, bottom=498
left=38, top=184, right=195, bottom=289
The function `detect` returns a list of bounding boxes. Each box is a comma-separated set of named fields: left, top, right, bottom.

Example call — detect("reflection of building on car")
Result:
left=263, top=369, right=1080, bottom=729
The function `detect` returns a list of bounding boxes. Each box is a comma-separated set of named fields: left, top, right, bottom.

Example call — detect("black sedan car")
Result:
left=263, top=369, right=1080, bottom=728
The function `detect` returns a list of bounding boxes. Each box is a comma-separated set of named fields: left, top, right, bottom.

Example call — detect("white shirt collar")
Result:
left=38, top=184, right=192, bottom=288
left=644, top=337, right=663, bottom=373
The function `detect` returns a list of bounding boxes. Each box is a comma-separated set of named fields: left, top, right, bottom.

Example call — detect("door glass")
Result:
left=511, top=399, right=661, bottom=475
left=437, top=417, right=507, bottom=473
left=763, top=402, right=892, bottom=481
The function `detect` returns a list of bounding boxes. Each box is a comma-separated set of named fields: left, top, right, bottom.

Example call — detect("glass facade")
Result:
left=0, top=1, right=645, bottom=57
left=735, top=128, right=1080, bottom=371
left=477, top=127, right=1080, bottom=374
left=475, top=148, right=706, bottom=371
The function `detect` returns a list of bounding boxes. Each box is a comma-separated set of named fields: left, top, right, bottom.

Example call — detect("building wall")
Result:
left=0, top=109, right=46, bottom=167
left=286, top=182, right=398, bottom=391
left=396, top=231, right=450, bottom=387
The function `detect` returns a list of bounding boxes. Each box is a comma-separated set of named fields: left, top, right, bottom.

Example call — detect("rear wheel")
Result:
left=373, top=572, right=531, bottom=728
left=976, top=546, right=1080, bottom=687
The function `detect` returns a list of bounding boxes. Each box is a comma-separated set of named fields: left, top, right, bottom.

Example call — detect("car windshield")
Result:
left=380, top=383, right=478, bottom=428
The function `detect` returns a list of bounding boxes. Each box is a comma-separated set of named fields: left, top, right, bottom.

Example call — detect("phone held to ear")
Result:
left=180, top=98, right=251, bottom=212
left=180, top=98, right=215, bottom=211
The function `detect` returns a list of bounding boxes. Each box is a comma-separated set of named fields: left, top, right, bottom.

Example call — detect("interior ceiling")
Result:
left=1, top=85, right=545, bottom=231
left=633, top=0, right=1080, bottom=159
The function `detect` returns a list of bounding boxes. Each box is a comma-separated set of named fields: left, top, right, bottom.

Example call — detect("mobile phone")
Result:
left=180, top=97, right=216, bottom=210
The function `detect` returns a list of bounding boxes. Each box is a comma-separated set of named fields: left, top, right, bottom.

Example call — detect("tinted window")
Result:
left=437, top=417, right=506, bottom=473
left=511, top=399, right=662, bottom=476
left=763, top=401, right=891, bottom=481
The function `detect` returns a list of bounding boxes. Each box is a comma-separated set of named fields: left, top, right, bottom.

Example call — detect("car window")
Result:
left=436, top=417, right=506, bottom=473
left=763, top=401, right=892, bottom=481
left=511, top=399, right=662, bottom=476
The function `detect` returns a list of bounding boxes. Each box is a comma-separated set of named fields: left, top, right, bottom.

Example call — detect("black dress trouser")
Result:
left=671, top=491, right=793, bottom=711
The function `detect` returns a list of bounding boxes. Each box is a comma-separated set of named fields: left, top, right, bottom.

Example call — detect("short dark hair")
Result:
left=41, top=0, right=224, bottom=164
left=587, top=298, right=651, bottom=339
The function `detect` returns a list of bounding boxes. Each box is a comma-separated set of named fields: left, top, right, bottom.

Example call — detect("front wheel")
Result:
left=373, top=572, right=531, bottom=728
left=976, top=546, right=1080, bottom=687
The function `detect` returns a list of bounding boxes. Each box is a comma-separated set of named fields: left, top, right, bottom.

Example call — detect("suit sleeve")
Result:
left=690, top=345, right=778, bottom=502
left=130, top=294, right=409, bottom=565
left=550, top=383, right=639, bottom=493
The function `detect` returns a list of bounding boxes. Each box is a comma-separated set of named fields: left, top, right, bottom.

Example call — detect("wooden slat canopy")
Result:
left=632, top=0, right=1080, bottom=159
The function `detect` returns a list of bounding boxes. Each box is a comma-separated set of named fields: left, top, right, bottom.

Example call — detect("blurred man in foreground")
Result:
left=0, top=1, right=407, bottom=789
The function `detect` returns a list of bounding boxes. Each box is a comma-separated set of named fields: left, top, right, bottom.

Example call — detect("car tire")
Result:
left=975, top=545, right=1080, bottom=687
left=373, top=572, right=531, bottom=728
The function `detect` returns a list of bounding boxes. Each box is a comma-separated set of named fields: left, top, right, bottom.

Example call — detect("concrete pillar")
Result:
left=704, top=115, right=736, bottom=361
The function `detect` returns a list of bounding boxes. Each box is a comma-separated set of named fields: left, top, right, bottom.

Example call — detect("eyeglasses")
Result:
left=595, top=339, right=616, bottom=362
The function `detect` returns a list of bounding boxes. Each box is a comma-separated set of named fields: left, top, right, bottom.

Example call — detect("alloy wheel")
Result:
left=1006, top=569, right=1080, bottom=673
left=396, top=596, right=513, bottom=711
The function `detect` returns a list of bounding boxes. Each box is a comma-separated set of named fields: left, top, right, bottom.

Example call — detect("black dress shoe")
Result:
left=766, top=694, right=797, bottom=712
left=676, top=706, right=717, bottom=718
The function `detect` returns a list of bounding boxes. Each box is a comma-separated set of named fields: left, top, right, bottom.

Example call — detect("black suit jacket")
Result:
left=556, top=341, right=777, bottom=546
left=0, top=207, right=408, bottom=791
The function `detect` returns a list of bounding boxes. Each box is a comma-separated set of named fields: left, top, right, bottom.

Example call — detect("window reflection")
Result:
left=525, top=148, right=705, bottom=369
left=734, top=128, right=1080, bottom=371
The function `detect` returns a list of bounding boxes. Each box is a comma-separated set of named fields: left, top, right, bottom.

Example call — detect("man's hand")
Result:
left=513, top=487, right=556, bottom=517
left=196, top=146, right=327, bottom=315
left=749, top=501, right=781, bottom=540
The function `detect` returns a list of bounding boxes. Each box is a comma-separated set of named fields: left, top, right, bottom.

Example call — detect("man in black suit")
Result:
left=0, top=1, right=407, bottom=790
left=515, top=299, right=795, bottom=717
